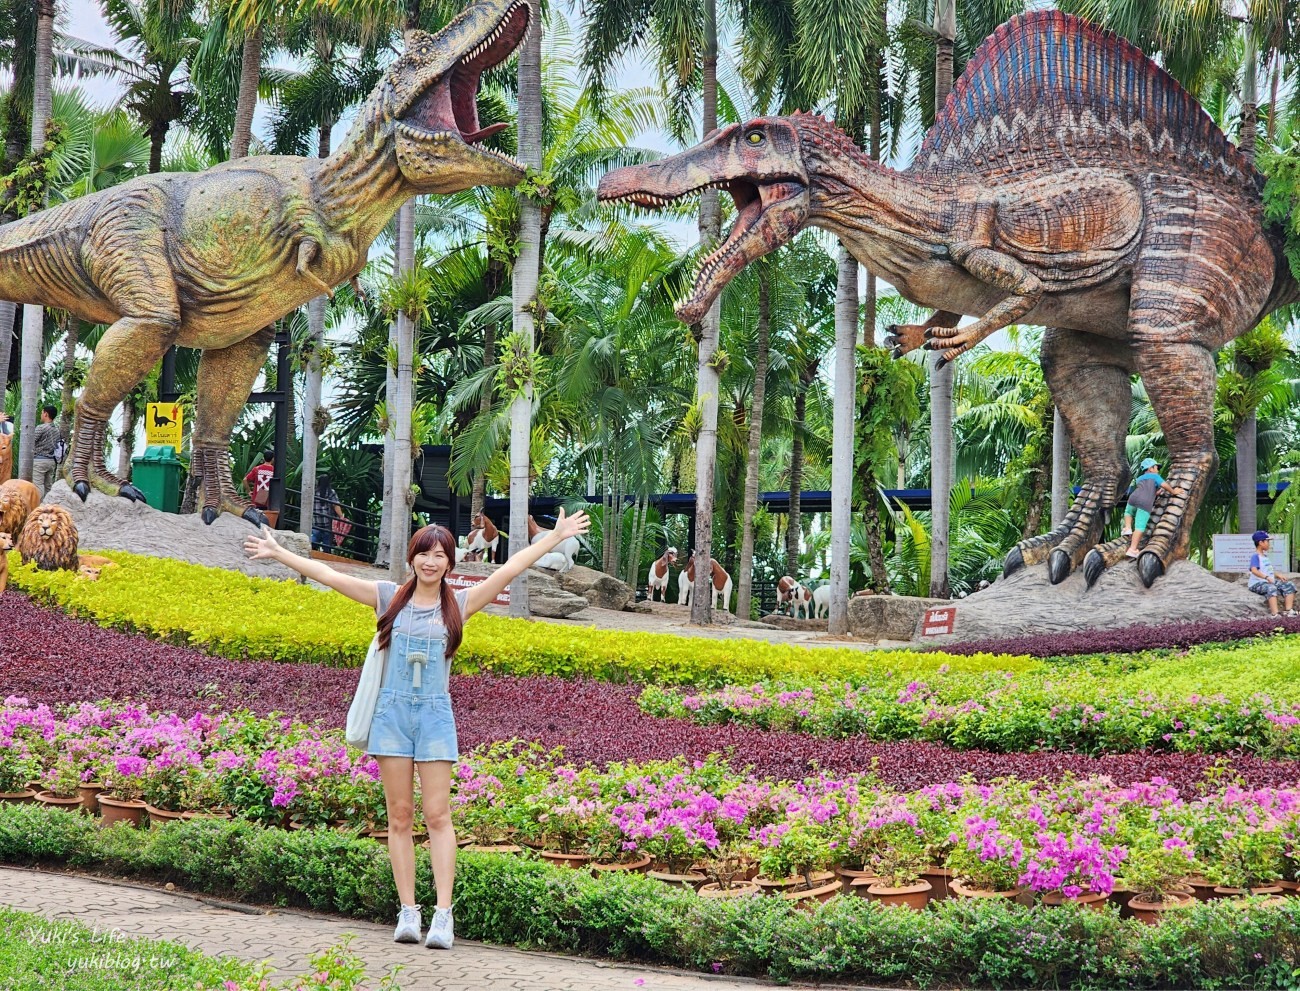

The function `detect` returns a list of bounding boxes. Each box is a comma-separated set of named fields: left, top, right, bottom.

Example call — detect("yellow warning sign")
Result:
left=145, top=403, right=183, bottom=447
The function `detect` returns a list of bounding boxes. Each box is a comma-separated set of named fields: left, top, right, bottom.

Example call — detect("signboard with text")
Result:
left=1213, top=533, right=1291, bottom=573
left=446, top=571, right=510, bottom=606
left=919, top=606, right=956, bottom=637
left=145, top=403, right=183, bottom=447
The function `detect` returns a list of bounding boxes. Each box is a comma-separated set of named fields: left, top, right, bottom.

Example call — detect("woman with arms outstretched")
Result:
left=244, top=508, right=590, bottom=949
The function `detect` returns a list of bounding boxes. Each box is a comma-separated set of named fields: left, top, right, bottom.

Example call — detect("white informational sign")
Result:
left=1212, top=533, right=1291, bottom=573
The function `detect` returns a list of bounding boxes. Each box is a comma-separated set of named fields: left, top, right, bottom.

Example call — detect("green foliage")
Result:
left=2, top=119, right=64, bottom=216
left=1261, top=144, right=1300, bottom=282
left=494, top=330, right=547, bottom=402
left=6, top=548, right=1028, bottom=685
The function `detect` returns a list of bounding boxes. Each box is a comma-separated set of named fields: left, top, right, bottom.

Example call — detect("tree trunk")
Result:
left=374, top=209, right=403, bottom=568
left=388, top=200, right=417, bottom=579
left=1237, top=413, right=1257, bottom=534
left=601, top=451, right=614, bottom=574
left=17, top=0, right=54, bottom=482
left=928, top=0, right=956, bottom=600
left=1023, top=429, right=1053, bottom=540
left=469, top=267, right=501, bottom=521
left=230, top=25, right=263, bottom=160
left=690, top=0, right=722, bottom=624
left=58, top=313, right=76, bottom=442
left=787, top=385, right=805, bottom=578
left=1265, top=53, right=1282, bottom=144
left=828, top=247, right=857, bottom=632
left=864, top=495, right=888, bottom=590
left=735, top=268, right=771, bottom=619
left=508, top=8, right=542, bottom=617
left=299, top=117, right=334, bottom=537
left=1050, top=406, right=1070, bottom=527
left=117, top=402, right=137, bottom=480
left=0, top=303, right=15, bottom=395
left=148, top=125, right=166, bottom=174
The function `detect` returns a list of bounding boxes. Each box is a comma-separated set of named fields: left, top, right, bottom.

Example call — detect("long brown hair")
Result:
left=376, top=525, right=464, bottom=656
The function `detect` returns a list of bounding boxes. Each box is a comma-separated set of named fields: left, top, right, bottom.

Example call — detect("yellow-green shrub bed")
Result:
left=6, top=549, right=1033, bottom=684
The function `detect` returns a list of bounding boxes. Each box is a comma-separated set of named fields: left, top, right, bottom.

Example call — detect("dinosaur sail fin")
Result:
left=914, top=10, right=1255, bottom=189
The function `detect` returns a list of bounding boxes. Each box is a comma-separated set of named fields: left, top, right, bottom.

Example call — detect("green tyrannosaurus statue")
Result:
left=0, top=0, right=530, bottom=525
left=599, top=11, right=1298, bottom=589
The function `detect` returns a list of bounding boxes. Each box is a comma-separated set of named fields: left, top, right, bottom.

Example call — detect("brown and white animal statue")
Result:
left=679, top=556, right=732, bottom=612
left=647, top=546, right=677, bottom=601
left=0, top=531, right=12, bottom=596
left=527, top=513, right=578, bottom=572
left=812, top=583, right=832, bottom=619
left=776, top=576, right=813, bottom=619
left=0, top=479, right=41, bottom=541
left=16, top=504, right=79, bottom=572
left=464, top=511, right=500, bottom=563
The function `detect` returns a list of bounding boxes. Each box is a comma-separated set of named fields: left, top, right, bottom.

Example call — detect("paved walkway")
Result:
left=0, top=866, right=843, bottom=990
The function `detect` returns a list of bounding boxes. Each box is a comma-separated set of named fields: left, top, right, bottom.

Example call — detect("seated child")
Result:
left=1247, top=530, right=1297, bottom=617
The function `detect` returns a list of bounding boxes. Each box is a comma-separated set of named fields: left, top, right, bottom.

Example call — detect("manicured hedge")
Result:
left=3, top=805, right=1300, bottom=989
left=941, top=615, right=1300, bottom=658
left=7, top=550, right=1028, bottom=685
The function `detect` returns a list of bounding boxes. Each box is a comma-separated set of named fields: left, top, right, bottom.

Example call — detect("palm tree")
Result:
left=17, top=0, right=56, bottom=484
left=734, top=262, right=771, bottom=617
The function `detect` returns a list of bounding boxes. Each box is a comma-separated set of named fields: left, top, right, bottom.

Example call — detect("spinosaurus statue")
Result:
left=0, top=0, right=529, bottom=525
left=598, top=10, right=1298, bottom=589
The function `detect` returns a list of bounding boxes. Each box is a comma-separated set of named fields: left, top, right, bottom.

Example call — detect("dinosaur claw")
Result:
left=73, top=481, right=90, bottom=502
left=1082, top=550, right=1105, bottom=589
left=935, top=355, right=950, bottom=371
left=1047, top=549, right=1072, bottom=585
left=119, top=484, right=145, bottom=503
left=201, top=507, right=218, bottom=526
left=1137, top=552, right=1164, bottom=588
left=242, top=507, right=269, bottom=528
left=1002, top=546, right=1024, bottom=577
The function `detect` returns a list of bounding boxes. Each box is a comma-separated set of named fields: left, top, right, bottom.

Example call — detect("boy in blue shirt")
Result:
left=1123, top=457, right=1183, bottom=559
left=1247, top=530, right=1296, bottom=617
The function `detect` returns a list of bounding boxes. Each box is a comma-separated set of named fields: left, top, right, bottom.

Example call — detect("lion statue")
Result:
left=0, top=479, right=40, bottom=540
left=17, top=504, right=78, bottom=572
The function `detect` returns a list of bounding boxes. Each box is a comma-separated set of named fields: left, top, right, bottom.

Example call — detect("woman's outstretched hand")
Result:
left=553, top=507, right=591, bottom=542
left=244, top=525, right=283, bottom=561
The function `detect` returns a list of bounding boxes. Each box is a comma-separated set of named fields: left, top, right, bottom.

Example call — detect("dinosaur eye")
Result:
left=746, top=131, right=764, bottom=145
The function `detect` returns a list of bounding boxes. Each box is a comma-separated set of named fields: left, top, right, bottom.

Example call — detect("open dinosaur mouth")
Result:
left=396, top=0, right=529, bottom=165
left=603, top=176, right=806, bottom=324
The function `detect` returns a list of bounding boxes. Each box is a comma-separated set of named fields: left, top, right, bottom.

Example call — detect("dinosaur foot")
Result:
left=119, top=484, right=145, bottom=503
left=1002, top=546, right=1024, bottom=577
left=200, top=503, right=268, bottom=528
left=73, top=481, right=90, bottom=502
left=1004, top=522, right=1073, bottom=577
left=1047, top=549, right=1074, bottom=585
left=1137, top=552, right=1165, bottom=588
left=884, top=324, right=926, bottom=358
left=1081, top=537, right=1133, bottom=589
left=242, top=507, right=268, bottom=528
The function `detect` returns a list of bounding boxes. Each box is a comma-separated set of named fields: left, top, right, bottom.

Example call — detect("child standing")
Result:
left=1123, top=457, right=1183, bottom=559
left=1247, top=530, right=1297, bottom=617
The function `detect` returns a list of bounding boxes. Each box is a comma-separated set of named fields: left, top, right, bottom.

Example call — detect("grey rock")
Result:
left=454, top=560, right=590, bottom=618
left=849, top=593, right=951, bottom=641
left=920, top=557, right=1270, bottom=644
left=555, top=565, right=637, bottom=611
left=40, top=481, right=309, bottom=581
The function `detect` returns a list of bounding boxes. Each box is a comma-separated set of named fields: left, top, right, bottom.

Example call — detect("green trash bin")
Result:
left=130, top=445, right=183, bottom=513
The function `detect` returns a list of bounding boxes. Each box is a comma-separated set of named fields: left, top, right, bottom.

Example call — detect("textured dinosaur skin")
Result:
left=599, top=10, right=1298, bottom=589
left=0, top=0, right=529, bottom=525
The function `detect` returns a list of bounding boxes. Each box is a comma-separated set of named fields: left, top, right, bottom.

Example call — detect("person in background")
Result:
left=31, top=405, right=60, bottom=497
left=0, top=412, right=13, bottom=483
left=312, top=472, right=345, bottom=551
left=1247, top=530, right=1297, bottom=617
left=1123, top=457, right=1183, bottom=559
left=243, top=449, right=275, bottom=510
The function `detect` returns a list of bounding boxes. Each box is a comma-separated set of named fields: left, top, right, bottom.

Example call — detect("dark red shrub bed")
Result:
left=5, top=593, right=1298, bottom=794
left=937, top=614, right=1300, bottom=659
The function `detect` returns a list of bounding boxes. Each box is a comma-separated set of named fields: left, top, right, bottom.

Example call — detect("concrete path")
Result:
left=0, top=866, right=848, bottom=990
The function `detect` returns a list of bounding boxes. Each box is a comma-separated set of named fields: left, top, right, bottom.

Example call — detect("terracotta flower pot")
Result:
left=754, top=871, right=835, bottom=896
left=837, top=867, right=880, bottom=894
left=97, top=795, right=147, bottom=828
left=78, top=782, right=104, bottom=814
left=922, top=866, right=955, bottom=901
left=590, top=853, right=652, bottom=875
left=866, top=879, right=932, bottom=910
left=698, top=881, right=761, bottom=899
left=950, top=879, right=1028, bottom=904
left=182, top=809, right=232, bottom=821
left=1042, top=890, right=1110, bottom=912
left=780, top=877, right=842, bottom=909
left=539, top=850, right=592, bottom=870
left=1182, top=875, right=1218, bottom=902
left=463, top=842, right=524, bottom=855
left=1277, top=880, right=1300, bottom=896
left=647, top=869, right=706, bottom=890
left=456, top=837, right=475, bottom=847
left=145, top=804, right=187, bottom=828
left=0, top=790, right=35, bottom=803
left=1127, top=892, right=1194, bottom=925
left=1213, top=885, right=1284, bottom=899
left=34, top=791, right=84, bottom=811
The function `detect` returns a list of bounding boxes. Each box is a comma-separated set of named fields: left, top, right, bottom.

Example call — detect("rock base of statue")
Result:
left=917, top=558, right=1269, bottom=645
left=41, top=482, right=310, bottom=581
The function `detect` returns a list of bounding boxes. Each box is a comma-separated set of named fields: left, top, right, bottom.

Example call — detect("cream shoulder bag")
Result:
left=345, top=634, right=386, bottom=750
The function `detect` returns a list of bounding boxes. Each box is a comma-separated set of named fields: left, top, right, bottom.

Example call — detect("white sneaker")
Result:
left=394, top=904, right=422, bottom=943
left=1125, top=549, right=1139, bottom=559
left=1121, top=527, right=1133, bottom=536
left=425, top=906, right=454, bottom=949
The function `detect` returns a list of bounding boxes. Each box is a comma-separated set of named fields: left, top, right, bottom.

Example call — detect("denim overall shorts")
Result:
left=367, top=601, right=458, bottom=763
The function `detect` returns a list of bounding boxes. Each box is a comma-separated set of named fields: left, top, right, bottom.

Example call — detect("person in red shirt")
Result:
left=243, top=450, right=274, bottom=510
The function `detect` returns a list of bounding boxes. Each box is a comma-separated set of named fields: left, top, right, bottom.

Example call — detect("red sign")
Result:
left=446, top=571, right=510, bottom=606
left=920, top=606, right=956, bottom=637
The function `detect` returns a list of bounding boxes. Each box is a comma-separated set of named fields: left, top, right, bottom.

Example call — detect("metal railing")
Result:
left=280, top=489, right=387, bottom=564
